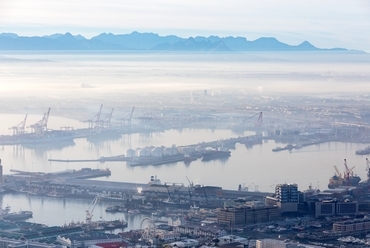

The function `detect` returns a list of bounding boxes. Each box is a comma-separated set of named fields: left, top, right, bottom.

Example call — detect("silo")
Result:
left=163, top=147, right=173, bottom=156
left=171, top=147, right=178, bottom=155
left=151, top=147, right=163, bottom=157
left=135, top=148, right=141, bottom=157
left=125, top=149, right=136, bottom=158
left=138, top=148, right=151, bottom=157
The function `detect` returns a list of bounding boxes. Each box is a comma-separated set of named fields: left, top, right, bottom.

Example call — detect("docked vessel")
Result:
left=272, top=144, right=294, bottom=152
left=201, top=147, right=231, bottom=161
left=128, top=153, right=185, bottom=166
left=1, top=206, right=33, bottom=220
left=355, top=146, right=370, bottom=155
left=328, top=159, right=361, bottom=189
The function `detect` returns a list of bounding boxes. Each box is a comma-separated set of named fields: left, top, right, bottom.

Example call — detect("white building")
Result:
left=168, top=216, right=187, bottom=227
left=170, top=239, right=199, bottom=248
left=256, top=239, right=324, bottom=248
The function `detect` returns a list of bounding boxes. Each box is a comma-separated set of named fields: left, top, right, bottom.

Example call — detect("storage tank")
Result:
left=125, top=149, right=136, bottom=158
left=138, top=148, right=151, bottom=157
left=163, top=147, right=173, bottom=156
left=151, top=147, right=163, bottom=157
left=135, top=148, right=141, bottom=157
left=171, top=147, right=178, bottom=155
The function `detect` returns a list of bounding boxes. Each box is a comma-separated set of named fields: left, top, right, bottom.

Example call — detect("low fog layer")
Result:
left=0, top=52, right=369, bottom=118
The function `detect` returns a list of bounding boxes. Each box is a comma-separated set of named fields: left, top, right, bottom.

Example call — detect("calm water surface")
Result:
left=1, top=113, right=369, bottom=228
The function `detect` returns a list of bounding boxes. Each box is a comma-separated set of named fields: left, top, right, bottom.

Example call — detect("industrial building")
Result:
left=333, top=218, right=370, bottom=234
left=217, top=205, right=279, bottom=226
left=0, top=238, right=59, bottom=248
left=314, top=200, right=358, bottom=218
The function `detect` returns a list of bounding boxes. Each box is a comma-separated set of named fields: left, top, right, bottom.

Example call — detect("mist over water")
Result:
left=1, top=52, right=369, bottom=102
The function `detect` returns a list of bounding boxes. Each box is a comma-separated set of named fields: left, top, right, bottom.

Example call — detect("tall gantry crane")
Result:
left=120, top=107, right=135, bottom=128
left=9, top=114, right=28, bottom=135
left=102, top=108, right=114, bottom=128
left=28, top=108, right=51, bottom=136
left=85, top=195, right=99, bottom=224
left=84, top=105, right=103, bottom=131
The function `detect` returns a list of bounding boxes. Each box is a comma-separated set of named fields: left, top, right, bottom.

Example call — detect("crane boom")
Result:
left=96, top=104, right=103, bottom=129
left=85, top=195, right=99, bottom=224
left=334, top=165, right=341, bottom=177
left=21, top=114, right=28, bottom=132
left=129, top=107, right=135, bottom=120
left=9, top=114, right=28, bottom=135
left=103, top=108, right=114, bottom=128
left=242, top=112, right=263, bottom=125
left=43, top=108, right=51, bottom=130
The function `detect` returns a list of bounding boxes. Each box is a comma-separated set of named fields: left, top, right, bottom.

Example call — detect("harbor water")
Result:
left=1, top=113, right=370, bottom=228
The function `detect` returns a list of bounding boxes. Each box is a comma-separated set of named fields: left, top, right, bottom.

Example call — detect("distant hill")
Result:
left=0, top=32, right=349, bottom=51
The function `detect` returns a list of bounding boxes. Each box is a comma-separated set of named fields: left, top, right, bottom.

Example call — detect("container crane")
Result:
left=28, top=108, right=51, bottom=136
left=120, top=107, right=135, bottom=127
left=85, top=195, right=99, bottom=224
left=84, top=105, right=103, bottom=131
left=102, top=108, right=114, bottom=128
left=9, top=114, right=28, bottom=135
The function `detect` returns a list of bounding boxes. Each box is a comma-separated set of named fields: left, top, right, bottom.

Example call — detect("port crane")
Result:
left=28, top=108, right=51, bottom=136
left=186, top=176, right=195, bottom=199
left=9, top=114, right=28, bottom=135
left=102, top=108, right=114, bottom=128
left=119, top=107, right=135, bottom=128
left=84, top=104, right=103, bottom=131
left=85, top=195, right=99, bottom=224
left=334, top=165, right=342, bottom=178
left=343, top=159, right=356, bottom=185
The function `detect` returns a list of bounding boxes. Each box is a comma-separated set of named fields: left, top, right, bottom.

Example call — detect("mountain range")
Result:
left=0, top=32, right=349, bottom=52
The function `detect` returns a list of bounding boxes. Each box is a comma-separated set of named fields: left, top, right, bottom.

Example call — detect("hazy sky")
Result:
left=0, top=0, right=369, bottom=50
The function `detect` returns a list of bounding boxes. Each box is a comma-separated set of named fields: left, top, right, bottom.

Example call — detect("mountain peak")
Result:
left=0, top=32, right=350, bottom=52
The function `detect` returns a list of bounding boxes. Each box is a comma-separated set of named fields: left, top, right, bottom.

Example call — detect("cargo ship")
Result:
left=1, top=206, right=33, bottom=220
left=128, top=154, right=185, bottom=166
left=201, top=148, right=231, bottom=161
left=355, top=146, right=370, bottom=155
left=328, top=159, right=361, bottom=189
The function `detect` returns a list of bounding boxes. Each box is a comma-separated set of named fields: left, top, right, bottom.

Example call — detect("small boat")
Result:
left=105, top=205, right=119, bottom=212
left=128, top=209, right=140, bottom=214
